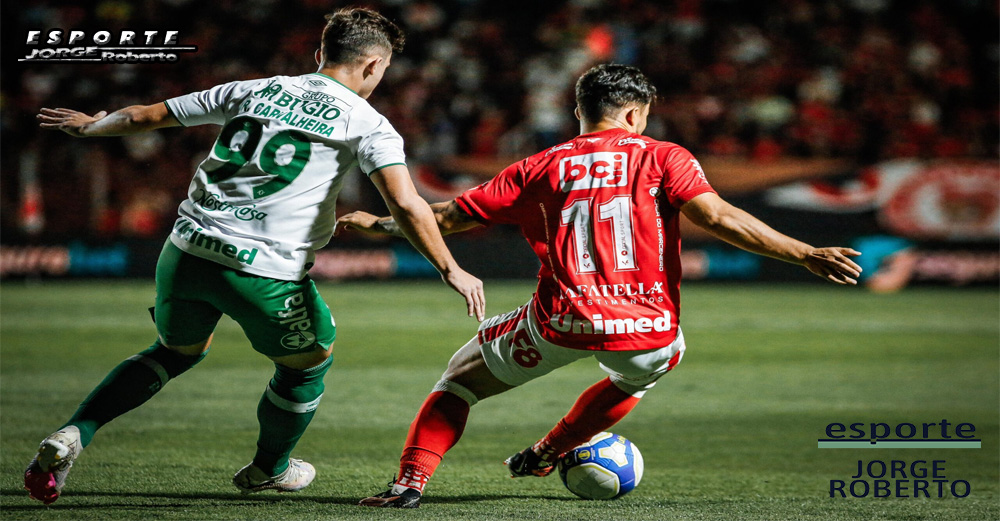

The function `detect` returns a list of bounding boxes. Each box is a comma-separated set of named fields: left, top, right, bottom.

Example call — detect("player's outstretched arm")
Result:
left=37, top=103, right=179, bottom=138
left=680, top=192, right=862, bottom=285
left=335, top=200, right=482, bottom=238
left=366, top=164, right=485, bottom=320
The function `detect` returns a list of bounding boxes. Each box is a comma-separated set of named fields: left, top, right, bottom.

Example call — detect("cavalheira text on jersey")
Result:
left=239, top=79, right=342, bottom=137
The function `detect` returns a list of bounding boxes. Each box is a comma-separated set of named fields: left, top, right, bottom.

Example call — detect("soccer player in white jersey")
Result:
left=337, top=64, right=862, bottom=508
left=25, top=7, right=484, bottom=504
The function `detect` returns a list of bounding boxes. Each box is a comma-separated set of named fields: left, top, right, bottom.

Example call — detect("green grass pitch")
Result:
left=1, top=280, right=997, bottom=520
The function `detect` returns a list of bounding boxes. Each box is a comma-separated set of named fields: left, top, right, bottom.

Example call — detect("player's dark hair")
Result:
left=575, top=64, right=657, bottom=123
left=321, top=7, right=405, bottom=65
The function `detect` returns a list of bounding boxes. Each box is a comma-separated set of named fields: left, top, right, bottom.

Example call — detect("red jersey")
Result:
left=456, top=128, right=715, bottom=351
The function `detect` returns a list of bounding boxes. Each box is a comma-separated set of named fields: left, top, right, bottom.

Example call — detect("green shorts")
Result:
left=154, top=240, right=335, bottom=357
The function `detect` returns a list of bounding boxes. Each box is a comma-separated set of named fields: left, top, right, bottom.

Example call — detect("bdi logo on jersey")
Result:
left=559, top=152, right=628, bottom=192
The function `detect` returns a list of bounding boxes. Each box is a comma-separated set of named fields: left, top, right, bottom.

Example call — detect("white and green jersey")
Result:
left=163, top=73, right=405, bottom=281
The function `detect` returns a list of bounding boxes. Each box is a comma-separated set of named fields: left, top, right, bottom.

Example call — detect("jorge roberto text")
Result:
left=830, top=460, right=969, bottom=498
left=821, top=420, right=979, bottom=499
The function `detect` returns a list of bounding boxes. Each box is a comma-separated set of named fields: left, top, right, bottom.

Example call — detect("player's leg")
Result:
left=23, top=339, right=211, bottom=505
left=231, top=348, right=331, bottom=493
left=25, top=240, right=218, bottom=504
left=362, top=302, right=589, bottom=507
left=520, top=329, right=687, bottom=465
left=360, top=336, right=511, bottom=508
left=59, top=336, right=214, bottom=451
left=223, top=273, right=335, bottom=494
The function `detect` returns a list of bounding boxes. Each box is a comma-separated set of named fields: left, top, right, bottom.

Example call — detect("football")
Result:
left=557, top=432, right=643, bottom=500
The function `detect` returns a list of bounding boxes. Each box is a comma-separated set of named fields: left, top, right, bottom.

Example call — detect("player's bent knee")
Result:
left=609, top=376, right=657, bottom=398
left=444, top=367, right=515, bottom=402
left=270, top=343, right=333, bottom=370
left=432, top=379, right=480, bottom=406
left=162, top=335, right=213, bottom=357
left=135, top=340, right=208, bottom=385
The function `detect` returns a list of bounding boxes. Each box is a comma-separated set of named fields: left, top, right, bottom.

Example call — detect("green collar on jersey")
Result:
left=310, top=72, right=358, bottom=95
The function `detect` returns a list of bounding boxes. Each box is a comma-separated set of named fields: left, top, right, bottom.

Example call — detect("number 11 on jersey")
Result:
left=560, top=196, right=638, bottom=274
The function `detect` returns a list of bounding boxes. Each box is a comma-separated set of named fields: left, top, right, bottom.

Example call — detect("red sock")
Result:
left=532, top=377, right=639, bottom=462
left=396, top=390, right=470, bottom=492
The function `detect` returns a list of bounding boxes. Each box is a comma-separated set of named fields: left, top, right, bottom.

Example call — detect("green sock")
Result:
left=253, top=357, right=331, bottom=476
left=62, top=341, right=206, bottom=447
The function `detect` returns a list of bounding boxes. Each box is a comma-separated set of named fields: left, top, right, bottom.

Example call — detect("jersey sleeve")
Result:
left=164, top=79, right=259, bottom=127
left=355, top=115, right=406, bottom=175
left=660, top=145, right=716, bottom=208
left=455, top=161, right=526, bottom=225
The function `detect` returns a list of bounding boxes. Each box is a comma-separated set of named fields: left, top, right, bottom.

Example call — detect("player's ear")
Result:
left=623, top=105, right=643, bottom=129
left=362, top=55, right=382, bottom=79
left=574, top=106, right=582, bottom=121
left=623, top=106, right=637, bottom=125
left=314, top=48, right=323, bottom=67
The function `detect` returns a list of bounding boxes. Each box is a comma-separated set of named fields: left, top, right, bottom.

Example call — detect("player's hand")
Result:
left=334, top=211, right=384, bottom=236
left=803, top=247, right=862, bottom=285
left=442, top=268, right=485, bottom=321
left=37, top=108, right=107, bottom=137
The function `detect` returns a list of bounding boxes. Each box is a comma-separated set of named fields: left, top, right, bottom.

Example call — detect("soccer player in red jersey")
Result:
left=337, top=64, right=862, bottom=508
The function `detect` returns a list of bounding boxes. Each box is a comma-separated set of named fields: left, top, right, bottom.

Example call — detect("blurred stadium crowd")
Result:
left=2, top=0, right=997, bottom=240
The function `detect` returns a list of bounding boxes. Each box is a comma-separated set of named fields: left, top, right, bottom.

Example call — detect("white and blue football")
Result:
left=557, top=432, right=643, bottom=500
